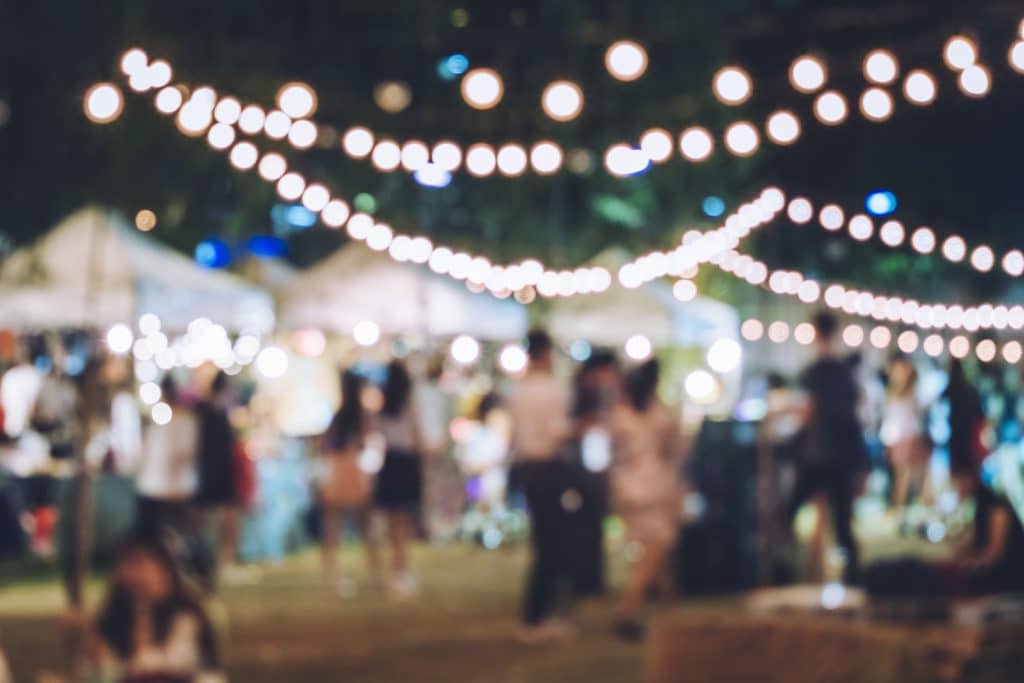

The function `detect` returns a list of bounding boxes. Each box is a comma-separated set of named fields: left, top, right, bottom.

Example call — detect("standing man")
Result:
left=507, top=330, right=574, bottom=641
left=790, top=311, right=868, bottom=584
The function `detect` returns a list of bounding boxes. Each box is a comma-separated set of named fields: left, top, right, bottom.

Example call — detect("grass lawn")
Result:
left=1, top=543, right=647, bottom=682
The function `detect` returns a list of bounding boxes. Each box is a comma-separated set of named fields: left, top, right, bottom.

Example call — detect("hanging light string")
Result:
left=739, top=315, right=1021, bottom=364
left=782, top=196, right=1023, bottom=276
left=104, top=67, right=792, bottom=302
left=112, top=25, right=1024, bottom=181
left=694, top=247, right=1023, bottom=335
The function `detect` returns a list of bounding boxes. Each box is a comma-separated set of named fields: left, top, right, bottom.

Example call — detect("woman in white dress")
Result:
left=609, top=360, right=683, bottom=639
left=882, top=357, right=930, bottom=512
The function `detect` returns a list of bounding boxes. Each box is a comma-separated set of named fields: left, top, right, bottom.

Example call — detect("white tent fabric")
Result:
left=0, top=207, right=274, bottom=332
left=279, top=243, right=528, bottom=340
left=547, top=249, right=739, bottom=347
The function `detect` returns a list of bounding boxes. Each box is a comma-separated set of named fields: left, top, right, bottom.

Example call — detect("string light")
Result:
left=958, top=64, right=991, bottom=97
left=84, top=83, right=124, bottom=123
left=276, top=82, right=317, bottom=119
left=541, top=80, right=584, bottom=121
left=605, top=40, right=648, bottom=81
left=639, top=129, right=673, bottom=163
left=814, top=91, right=848, bottom=125
left=155, top=86, right=183, bottom=114
left=903, top=70, right=937, bottom=105
left=461, top=68, right=503, bottom=109
left=465, top=143, right=497, bottom=176
left=859, top=88, right=894, bottom=121
left=713, top=67, right=753, bottom=105
left=288, top=119, right=318, bottom=149
left=944, top=36, right=977, bottom=71
left=766, top=110, right=801, bottom=145
left=863, top=50, right=899, bottom=85
left=790, top=55, right=827, bottom=93
left=1010, top=41, right=1024, bottom=74
left=679, top=127, right=714, bottom=161
left=724, top=122, right=759, bottom=156
left=371, top=139, right=402, bottom=171
left=112, top=47, right=1024, bottom=308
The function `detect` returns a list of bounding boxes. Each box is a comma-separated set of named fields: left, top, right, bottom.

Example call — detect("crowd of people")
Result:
left=2, top=311, right=1024, bottom=679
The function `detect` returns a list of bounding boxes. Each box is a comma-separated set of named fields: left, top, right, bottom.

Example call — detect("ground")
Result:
left=1, top=543, right=648, bottom=682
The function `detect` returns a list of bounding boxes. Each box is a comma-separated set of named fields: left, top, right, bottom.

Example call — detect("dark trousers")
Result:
left=136, top=496, right=193, bottom=538
left=787, top=465, right=861, bottom=584
left=520, top=459, right=574, bottom=625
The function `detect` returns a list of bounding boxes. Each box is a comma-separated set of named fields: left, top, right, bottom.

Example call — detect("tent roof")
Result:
left=547, top=248, right=738, bottom=347
left=279, top=243, right=527, bottom=340
left=0, top=207, right=273, bottom=331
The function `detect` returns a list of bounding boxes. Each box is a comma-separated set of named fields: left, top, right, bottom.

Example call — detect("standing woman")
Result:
left=608, top=360, right=683, bottom=640
left=882, top=356, right=930, bottom=513
left=943, top=358, right=986, bottom=478
left=375, top=360, right=425, bottom=597
left=319, top=370, right=379, bottom=593
left=195, top=371, right=239, bottom=589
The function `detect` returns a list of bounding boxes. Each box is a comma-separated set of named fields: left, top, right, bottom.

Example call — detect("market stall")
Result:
left=0, top=207, right=274, bottom=333
left=278, top=242, right=528, bottom=341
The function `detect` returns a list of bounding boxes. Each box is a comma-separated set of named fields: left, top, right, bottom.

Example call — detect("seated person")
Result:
left=867, top=460, right=1024, bottom=597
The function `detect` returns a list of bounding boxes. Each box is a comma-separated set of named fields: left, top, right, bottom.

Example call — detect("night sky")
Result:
left=2, top=0, right=1022, bottom=305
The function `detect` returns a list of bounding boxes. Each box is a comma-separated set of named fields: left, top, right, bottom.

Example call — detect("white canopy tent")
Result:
left=279, top=243, right=528, bottom=340
left=0, top=207, right=274, bottom=332
left=547, top=249, right=739, bottom=347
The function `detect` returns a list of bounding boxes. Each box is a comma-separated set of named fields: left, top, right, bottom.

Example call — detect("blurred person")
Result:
left=375, top=360, right=426, bottom=596
left=882, top=356, right=931, bottom=513
left=194, top=371, right=240, bottom=588
left=608, top=360, right=683, bottom=640
left=0, top=339, right=42, bottom=438
left=944, top=358, right=987, bottom=477
left=136, top=377, right=199, bottom=545
left=787, top=311, right=868, bottom=584
left=415, top=356, right=461, bottom=541
left=568, top=351, right=621, bottom=599
left=88, top=535, right=221, bottom=682
left=31, top=359, right=79, bottom=461
left=318, top=369, right=379, bottom=594
left=457, top=392, right=511, bottom=517
left=867, top=458, right=1024, bottom=597
left=506, top=330, right=574, bottom=642
left=109, top=373, right=142, bottom=474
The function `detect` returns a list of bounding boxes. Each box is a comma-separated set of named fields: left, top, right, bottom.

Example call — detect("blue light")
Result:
left=246, top=235, right=287, bottom=258
left=414, top=163, right=453, bottom=188
left=284, top=205, right=317, bottom=228
left=437, top=53, right=470, bottom=80
left=569, top=339, right=592, bottom=362
left=195, top=239, right=232, bottom=268
left=866, top=191, right=897, bottom=216
left=702, top=196, right=726, bottom=218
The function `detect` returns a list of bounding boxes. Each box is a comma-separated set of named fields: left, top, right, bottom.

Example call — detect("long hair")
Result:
left=381, top=360, right=412, bottom=417
left=887, top=356, right=917, bottom=399
left=625, top=360, right=660, bottom=412
left=326, top=370, right=365, bottom=450
left=96, top=535, right=218, bottom=668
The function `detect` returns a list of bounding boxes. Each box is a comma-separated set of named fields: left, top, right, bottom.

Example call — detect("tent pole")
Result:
left=69, top=211, right=107, bottom=608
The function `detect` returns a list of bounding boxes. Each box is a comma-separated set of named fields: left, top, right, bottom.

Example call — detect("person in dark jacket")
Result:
left=195, top=371, right=239, bottom=587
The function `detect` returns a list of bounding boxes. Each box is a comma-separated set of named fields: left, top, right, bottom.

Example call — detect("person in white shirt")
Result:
left=506, top=330, right=574, bottom=642
left=1, top=350, right=42, bottom=439
left=136, top=376, right=199, bottom=540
